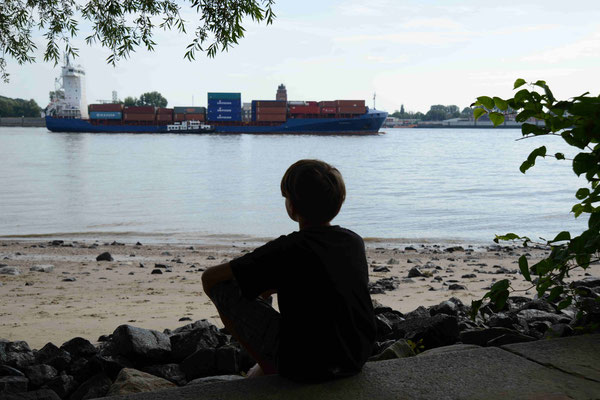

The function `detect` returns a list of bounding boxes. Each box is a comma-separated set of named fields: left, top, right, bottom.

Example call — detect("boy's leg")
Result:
left=208, top=280, right=280, bottom=375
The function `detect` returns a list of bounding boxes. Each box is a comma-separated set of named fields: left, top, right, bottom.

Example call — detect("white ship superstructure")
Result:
left=46, top=57, right=88, bottom=119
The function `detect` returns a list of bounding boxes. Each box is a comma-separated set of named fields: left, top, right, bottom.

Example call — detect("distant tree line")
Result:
left=122, top=91, right=168, bottom=108
left=0, top=96, right=42, bottom=117
left=391, top=104, right=474, bottom=121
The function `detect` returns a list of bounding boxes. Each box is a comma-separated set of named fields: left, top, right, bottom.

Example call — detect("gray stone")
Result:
left=30, top=265, right=54, bottom=273
left=0, top=388, right=61, bottom=399
left=571, top=276, right=600, bottom=288
left=141, top=364, right=186, bottom=386
left=516, top=309, right=570, bottom=325
left=68, top=372, right=112, bottom=400
left=169, top=321, right=225, bottom=362
left=151, top=269, right=163, bottom=275
left=60, top=337, right=97, bottom=359
left=186, top=375, right=243, bottom=386
left=502, top=334, right=600, bottom=382
left=460, top=327, right=520, bottom=347
left=180, top=348, right=216, bottom=381
left=486, top=333, right=536, bottom=347
left=0, top=340, right=35, bottom=368
left=0, top=375, right=28, bottom=393
left=106, top=368, right=175, bottom=396
left=112, top=325, right=172, bottom=362
left=0, top=365, right=25, bottom=377
left=0, top=266, right=21, bottom=275
left=216, top=345, right=240, bottom=375
left=429, top=300, right=458, bottom=317
left=96, top=252, right=113, bottom=262
left=23, top=364, right=57, bottom=387
left=418, top=344, right=481, bottom=357
left=43, top=373, right=77, bottom=398
left=35, top=343, right=71, bottom=371
left=369, top=339, right=415, bottom=361
left=392, top=314, right=459, bottom=349
left=407, top=267, right=424, bottom=278
left=448, top=284, right=467, bottom=291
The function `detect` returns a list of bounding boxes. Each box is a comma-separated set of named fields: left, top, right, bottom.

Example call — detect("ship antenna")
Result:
left=373, top=92, right=376, bottom=110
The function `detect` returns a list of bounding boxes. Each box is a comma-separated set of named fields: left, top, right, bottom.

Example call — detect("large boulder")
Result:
left=35, top=343, right=71, bottom=372
left=43, top=373, right=77, bottom=398
left=180, top=348, right=217, bottom=381
left=68, top=373, right=112, bottom=400
left=516, top=309, right=570, bottom=326
left=169, top=321, right=226, bottom=362
left=0, top=340, right=36, bottom=368
left=106, top=368, right=175, bottom=396
left=22, top=364, right=57, bottom=387
left=112, top=325, right=171, bottom=362
left=0, top=388, right=61, bottom=399
left=60, top=338, right=97, bottom=359
left=141, top=364, right=186, bottom=386
left=392, top=314, right=459, bottom=349
left=215, top=345, right=240, bottom=375
left=0, top=375, right=29, bottom=393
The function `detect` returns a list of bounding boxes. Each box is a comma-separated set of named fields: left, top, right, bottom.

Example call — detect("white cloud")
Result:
left=521, top=29, right=600, bottom=64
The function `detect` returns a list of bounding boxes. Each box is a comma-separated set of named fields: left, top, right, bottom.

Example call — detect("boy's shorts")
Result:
left=210, top=280, right=280, bottom=370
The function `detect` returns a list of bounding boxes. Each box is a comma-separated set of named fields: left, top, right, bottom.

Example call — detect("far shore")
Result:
left=0, top=238, right=596, bottom=349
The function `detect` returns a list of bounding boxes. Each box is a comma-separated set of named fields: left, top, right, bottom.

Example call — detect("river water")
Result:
left=0, top=127, right=586, bottom=244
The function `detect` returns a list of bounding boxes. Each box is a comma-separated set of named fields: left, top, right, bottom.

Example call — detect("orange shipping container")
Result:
left=256, top=114, right=286, bottom=122
left=255, top=107, right=287, bottom=114
left=174, top=113, right=185, bottom=122
left=335, top=100, right=365, bottom=108
left=156, top=114, right=174, bottom=122
left=185, top=113, right=205, bottom=121
left=320, top=107, right=337, bottom=114
left=337, top=106, right=366, bottom=114
left=319, top=101, right=336, bottom=108
left=253, top=101, right=286, bottom=108
left=123, top=113, right=155, bottom=121
left=89, top=103, right=123, bottom=112
left=157, top=108, right=173, bottom=115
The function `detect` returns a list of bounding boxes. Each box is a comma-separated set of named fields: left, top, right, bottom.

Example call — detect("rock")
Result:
left=368, top=277, right=399, bottom=294
left=418, top=344, right=481, bottom=357
left=429, top=300, right=458, bottom=317
left=0, top=388, right=61, bottom=399
left=0, top=266, right=21, bottom=275
left=0, top=365, right=25, bottom=377
left=112, top=325, right=172, bottom=362
left=30, top=265, right=54, bottom=273
left=69, top=373, right=112, bottom=400
left=35, top=343, right=71, bottom=372
left=60, top=338, right=97, bottom=359
left=89, top=354, right=134, bottom=380
left=180, top=348, right=217, bottom=381
left=22, top=365, right=57, bottom=387
left=407, top=267, right=424, bottom=278
left=571, top=276, right=600, bottom=289
left=186, top=375, right=243, bottom=386
left=141, top=364, right=186, bottom=386
left=95, top=252, right=113, bottom=262
left=448, top=284, right=467, bottom=291
left=50, top=240, right=64, bottom=246
left=0, top=340, right=36, bottom=368
left=461, top=274, right=476, bottom=279
left=387, top=258, right=399, bottom=265
left=460, top=327, right=522, bottom=346
left=67, top=357, right=101, bottom=384
left=486, top=333, right=537, bottom=347
left=151, top=269, right=163, bottom=275
left=373, top=266, right=390, bottom=273
left=405, top=246, right=417, bottom=251
left=170, top=321, right=226, bottom=362
left=369, top=339, right=415, bottom=361
left=43, top=373, right=77, bottom=398
left=106, top=368, right=175, bottom=396
left=543, top=323, right=574, bottom=339
left=136, top=242, right=143, bottom=246
left=404, top=306, right=430, bottom=320
left=518, top=299, right=556, bottom=313
left=154, top=264, right=169, bottom=269
left=391, top=314, right=459, bottom=350
left=487, top=313, right=515, bottom=329
left=62, top=277, right=76, bottom=282
left=516, top=309, right=570, bottom=325
left=444, top=246, right=464, bottom=253
left=0, top=375, right=29, bottom=393
left=216, top=345, right=240, bottom=375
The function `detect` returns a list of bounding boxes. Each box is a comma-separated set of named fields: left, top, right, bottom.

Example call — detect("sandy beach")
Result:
left=0, top=238, right=596, bottom=349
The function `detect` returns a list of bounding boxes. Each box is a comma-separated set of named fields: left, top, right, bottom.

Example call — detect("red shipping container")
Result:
left=253, top=101, right=286, bottom=108
left=256, top=114, right=286, bottom=122
left=174, top=114, right=186, bottom=122
left=335, top=100, right=366, bottom=108
left=157, top=108, right=173, bottom=115
left=89, top=103, right=123, bottom=112
left=156, top=114, right=174, bottom=122
left=306, top=101, right=318, bottom=106
left=124, top=106, right=155, bottom=114
left=320, top=107, right=337, bottom=114
left=319, top=101, right=336, bottom=108
left=255, top=107, right=287, bottom=114
left=338, top=106, right=366, bottom=114
left=289, top=105, right=319, bottom=114
left=185, top=113, right=205, bottom=121
left=123, top=113, right=155, bottom=121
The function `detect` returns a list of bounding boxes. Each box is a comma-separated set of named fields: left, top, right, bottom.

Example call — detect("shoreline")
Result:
left=1, top=237, right=596, bottom=350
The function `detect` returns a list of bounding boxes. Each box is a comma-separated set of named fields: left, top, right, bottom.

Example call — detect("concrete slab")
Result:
left=108, top=347, right=600, bottom=400
left=502, top=333, right=600, bottom=383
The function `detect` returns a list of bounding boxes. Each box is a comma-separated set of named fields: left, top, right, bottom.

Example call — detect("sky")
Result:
left=2, top=0, right=600, bottom=114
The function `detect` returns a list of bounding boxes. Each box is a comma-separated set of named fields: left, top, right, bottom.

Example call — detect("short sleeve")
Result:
left=229, top=235, right=291, bottom=299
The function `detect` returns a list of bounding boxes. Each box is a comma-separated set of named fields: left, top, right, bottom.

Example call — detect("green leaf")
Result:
left=514, top=89, right=531, bottom=105
left=495, top=233, right=521, bottom=242
left=490, top=279, right=510, bottom=293
left=493, top=97, right=508, bottom=111
left=548, top=286, right=563, bottom=302
left=477, top=96, right=495, bottom=110
left=489, top=112, right=505, bottom=126
left=473, top=108, right=487, bottom=120
left=573, top=153, right=597, bottom=176
left=557, top=297, right=572, bottom=310
left=469, top=299, right=483, bottom=320
left=492, top=289, right=510, bottom=311
left=513, top=78, right=526, bottom=89
left=555, top=153, right=565, bottom=160
left=518, top=255, right=531, bottom=281
left=576, top=188, right=590, bottom=200
left=520, top=146, right=546, bottom=173
left=551, top=231, right=571, bottom=242
left=533, top=80, right=547, bottom=88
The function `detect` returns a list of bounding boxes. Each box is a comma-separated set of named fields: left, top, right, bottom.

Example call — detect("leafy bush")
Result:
left=470, top=79, right=600, bottom=324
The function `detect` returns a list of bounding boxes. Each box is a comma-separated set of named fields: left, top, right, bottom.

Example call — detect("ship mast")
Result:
left=373, top=92, right=376, bottom=110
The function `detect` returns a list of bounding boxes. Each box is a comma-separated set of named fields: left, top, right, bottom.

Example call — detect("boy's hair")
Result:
left=280, top=159, right=346, bottom=224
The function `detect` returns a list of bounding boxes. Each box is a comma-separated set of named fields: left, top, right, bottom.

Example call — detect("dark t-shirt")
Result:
left=229, top=225, right=376, bottom=381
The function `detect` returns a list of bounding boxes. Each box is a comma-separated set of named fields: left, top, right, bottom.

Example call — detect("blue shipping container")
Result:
left=208, top=99, right=241, bottom=107
left=207, top=108, right=241, bottom=114
left=90, top=111, right=122, bottom=120
left=207, top=92, right=241, bottom=101
left=207, top=114, right=242, bottom=121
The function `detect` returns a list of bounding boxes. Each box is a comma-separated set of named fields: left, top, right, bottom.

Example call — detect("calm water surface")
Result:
left=0, top=127, right=586, bottom=243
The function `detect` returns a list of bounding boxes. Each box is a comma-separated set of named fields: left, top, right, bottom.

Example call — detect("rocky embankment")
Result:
left=1, top=275, right=599, bottom=399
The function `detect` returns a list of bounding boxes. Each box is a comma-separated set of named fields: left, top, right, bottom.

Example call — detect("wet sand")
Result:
left=0, top=238, right=596, bottom=349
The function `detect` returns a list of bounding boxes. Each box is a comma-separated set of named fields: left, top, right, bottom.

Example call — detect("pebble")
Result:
left=151, top=269, right=163, bottom=275
left=96, top=252, right=114, bottom=262
left=62, top=277, right=76, bottom=282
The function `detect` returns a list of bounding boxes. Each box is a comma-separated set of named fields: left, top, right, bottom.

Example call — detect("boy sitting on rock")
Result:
left=202, top=159, right=376, bottom=381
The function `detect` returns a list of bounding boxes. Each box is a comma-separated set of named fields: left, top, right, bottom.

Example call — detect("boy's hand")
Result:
left=260, top=289, right=277, bottom=300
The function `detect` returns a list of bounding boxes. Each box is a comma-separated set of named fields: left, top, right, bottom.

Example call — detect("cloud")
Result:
left=365, top=55, right=409, bottom=64
left=334, top=31, right=474, bottom=46
left=403, top=18, right=464, bottom=30
left=521, top=29, right=600, bottom=64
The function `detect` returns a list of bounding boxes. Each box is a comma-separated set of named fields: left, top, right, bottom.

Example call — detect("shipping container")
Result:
left=252, top=100, right=287, bottom=108
left=123, top=113, right=155, bottom=122
left=183, top=113, right=206, bottom=121
left=173, top=106, right=206, bottom=114
left=89, top=111, right=122, bottom=120
left=157, top=108, right=173, bottom=115
left=338, top=106, right=366, bottom=114
left=207, top=92, right=241, bottom=101
left=156, top=114, right=174, bottom=122
left=319, top=101, right=336, bottom=108
left=320, top=107, right=337, bottom=114
left=124, top=106, right=155, bottom=114
left=256, top=114, right=286, bottom=122
left=207, top=108, right=241, bottom=114
left=207, top=114, right=242, bottom=121
left=289, top=105, right=320, bottom=114
left=208, top=99, right=242, bottom=107
left=336, top=100, right=366, bottom=108
left=89, top=103, right=123, bottom=112
left=254, top=107, right=287, bottom=114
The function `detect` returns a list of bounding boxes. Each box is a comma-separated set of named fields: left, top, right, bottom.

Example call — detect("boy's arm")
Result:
left=201, top=262, right=233, bottom=297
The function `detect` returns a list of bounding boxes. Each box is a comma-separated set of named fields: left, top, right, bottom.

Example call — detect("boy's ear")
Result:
left=285, top=197, right=299, bottom=222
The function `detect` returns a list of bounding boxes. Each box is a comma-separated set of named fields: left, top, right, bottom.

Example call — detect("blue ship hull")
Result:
left=45, top=109, right=387, bottom=135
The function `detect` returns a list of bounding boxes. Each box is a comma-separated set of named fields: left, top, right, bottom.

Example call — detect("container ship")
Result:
left=45, top=60, right=387, bottom=135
